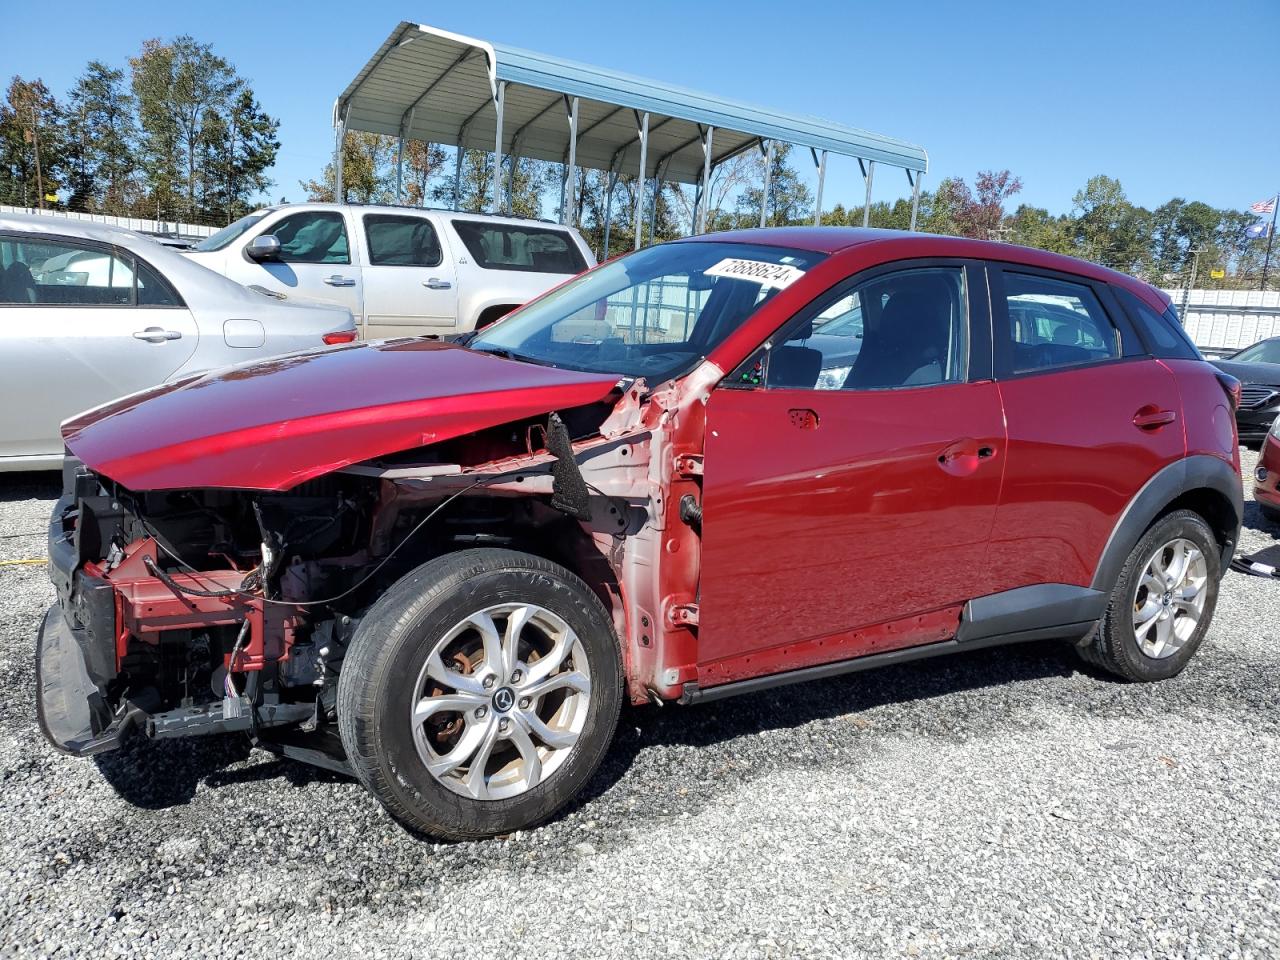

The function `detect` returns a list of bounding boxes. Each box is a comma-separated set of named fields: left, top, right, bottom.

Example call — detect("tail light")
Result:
left=322, top=330, right=357, bottom=345
left=1214, top=371, right=1241, bottom=410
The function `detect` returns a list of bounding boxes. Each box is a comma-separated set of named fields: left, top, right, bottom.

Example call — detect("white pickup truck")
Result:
left=184, top=203, right=596, bottom=338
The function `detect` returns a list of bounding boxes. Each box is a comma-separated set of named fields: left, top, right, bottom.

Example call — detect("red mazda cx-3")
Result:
left=38, top=228, right=1243, bottom=840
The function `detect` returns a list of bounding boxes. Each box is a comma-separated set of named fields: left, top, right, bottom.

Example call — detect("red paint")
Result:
left=62, top=340, right=619, bottom=491
left=698, top=381, right=1006, bottom=678
left=1258, top=433, right=1280, bottom=513
left=60, top=227, right=1242, bottom=706
left=985, top=361, right=1185, bottom=591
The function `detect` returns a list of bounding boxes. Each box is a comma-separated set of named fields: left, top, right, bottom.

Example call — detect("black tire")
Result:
left=1078, top=509, right=1220, bottom=681
left=337, top=548, right=622, bottom=840
left=1261, top=504, right=1280, bottom=526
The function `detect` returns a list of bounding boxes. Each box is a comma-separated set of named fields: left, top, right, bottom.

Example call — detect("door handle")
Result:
left=323, top=275, right=356, bottom=287
left=132, top=327, right=182, bottom=343
left=936, top=438, right=996, bottom=475
left=422, top=278, right=452, bottom=290
left=1133, top=406, right=1177, bottom=431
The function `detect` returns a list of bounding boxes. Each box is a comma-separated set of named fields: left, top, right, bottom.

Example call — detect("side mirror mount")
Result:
left=246, top=235, right=282, bottom=262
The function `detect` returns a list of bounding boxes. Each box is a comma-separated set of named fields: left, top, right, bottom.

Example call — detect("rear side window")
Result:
left=135, top=259, right=183, bottom=307
left=364, top=214, right=442, bottom=267
left=0, top=235, right=136, bottom=306
left=450, top=220, right=586, bottom=274
left=1114, top=288, right=1200, bottom=360
left=263, top=212, right=349, bottom=264
left=1001, top=272, right=1120, bottom=374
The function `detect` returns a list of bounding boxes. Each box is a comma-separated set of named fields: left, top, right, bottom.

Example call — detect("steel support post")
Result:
left=564, top=96, right=579, bottom=226
left=395, top=134, right=405, bottom=203
left=491, top=80, right=506, bottom=214
left=759, top=140, right=774, bottom=229
left=812, top=148, right=827, bottom=226
left=697, top=126, right=714, bottom=234
left=603, top=163, right=619, bottom=260
left=909, top=170, right=922, bottom=232
left=863, top=159, right=875, bottom=227
left=333, top=113, right=346, bottom=202
left=634, top=112, right=649, bottom=250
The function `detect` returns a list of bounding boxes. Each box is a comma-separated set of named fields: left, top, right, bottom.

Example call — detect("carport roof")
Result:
left=336, top=21, right=929, bottom=186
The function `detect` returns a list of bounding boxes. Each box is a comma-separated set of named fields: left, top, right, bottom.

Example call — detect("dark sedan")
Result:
left=1211, top=337, right=1280, bottom=445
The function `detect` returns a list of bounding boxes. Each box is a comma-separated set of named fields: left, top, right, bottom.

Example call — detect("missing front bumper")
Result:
left=35, top=605, right=139, bottom=756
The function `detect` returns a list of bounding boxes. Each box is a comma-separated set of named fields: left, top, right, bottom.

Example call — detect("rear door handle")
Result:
left=323, top=275, right=356, bottom=287
left=1133, top=406, right=1177, bottom=430
left=132, top=327, right=182, bottom=343
left=423, top=278, right=452, bottom=290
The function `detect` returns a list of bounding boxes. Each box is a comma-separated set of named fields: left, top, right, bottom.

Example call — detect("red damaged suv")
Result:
left=39, top=228, right=1243, bottom=839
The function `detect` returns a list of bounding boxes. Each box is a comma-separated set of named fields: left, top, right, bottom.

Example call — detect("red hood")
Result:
left=62, top=340, right=620, bottom=491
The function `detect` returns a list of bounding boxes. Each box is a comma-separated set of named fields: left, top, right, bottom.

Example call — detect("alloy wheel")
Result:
left=410, top=603, right=592, bottom=800
left=1131, top=537, right=1208, bottom=660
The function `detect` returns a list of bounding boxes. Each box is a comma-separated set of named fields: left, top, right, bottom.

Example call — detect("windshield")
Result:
left=194, top=213, right=268, bottom=252
left=469, top=241, right=825, bottom=383
left=1232, top=339, right=1280, bottom=364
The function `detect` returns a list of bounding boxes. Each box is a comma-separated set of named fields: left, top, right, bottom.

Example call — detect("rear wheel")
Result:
left=337, top=549, right=622, bottom=840
left=1079, top=510, right=1220, bottom=681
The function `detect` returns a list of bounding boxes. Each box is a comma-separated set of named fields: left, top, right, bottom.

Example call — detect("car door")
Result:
left=0, top=232, right=197, bottom=461
left=697, top=261, right=1006, bottom=686
left=983, top=264, right=1185, bottom=593
left=238, top=210, right=364, bottom=323
left=358, top=212, right=459, bottom=338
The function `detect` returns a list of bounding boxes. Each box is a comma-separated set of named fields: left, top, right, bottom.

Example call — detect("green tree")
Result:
left=0, top=77, right=64, bottom=208
left=1070, top=175, right=1151, bottom=274
left=301, top=131, right=394, bottom=203
left=200, top=88, right=279, bottom=222
left=130, top=36, right=276, bottom=222
left=63, top=61, right=138, bottom=215
left=734, top=143, right=812, bottom=227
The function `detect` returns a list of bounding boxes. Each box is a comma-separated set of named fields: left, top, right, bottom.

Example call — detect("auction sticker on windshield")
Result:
left=704, top=258, right=806, bottom=289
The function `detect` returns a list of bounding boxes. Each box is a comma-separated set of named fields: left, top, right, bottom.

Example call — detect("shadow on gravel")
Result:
left=576, top=638, right=1084, bottom=811
left=94, top=735, right=255, bottom=809
left=0, top=470, right=61, bottom=501
left=1242, top=499, right=1280, bottom=538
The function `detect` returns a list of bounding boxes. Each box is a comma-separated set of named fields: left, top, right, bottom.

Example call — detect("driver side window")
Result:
left=765, top=266, right=968, bottom=390
left=261, top=212, right=349, bottom=264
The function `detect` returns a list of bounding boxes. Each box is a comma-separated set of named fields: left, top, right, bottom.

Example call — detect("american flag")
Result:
left=1251, top=196, right=1277, bottom=214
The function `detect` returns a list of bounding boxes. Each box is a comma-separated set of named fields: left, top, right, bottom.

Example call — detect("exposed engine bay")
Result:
left=39, top=370, right=714, bottom=771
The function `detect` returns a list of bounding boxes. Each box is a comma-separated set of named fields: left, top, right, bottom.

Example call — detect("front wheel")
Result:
left=1078, top=510, right=1220, bottom=681
left=337, top=549, right=622, bottom=840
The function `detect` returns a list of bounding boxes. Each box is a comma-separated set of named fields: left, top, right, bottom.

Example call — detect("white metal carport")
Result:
left=335, top=22, right=929, bottom=251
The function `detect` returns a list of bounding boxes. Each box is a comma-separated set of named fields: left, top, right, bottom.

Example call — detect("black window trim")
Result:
left=988, top=262, right=1143, bottom=381
left=361, top=212, right=444, bottom=269
left=249, top=210, right=351, bottom=266
left=1111, top=285, right=1202, bottom=361
left=0, top=229, right=186, bottom=309
left=726, top=257, right=993, bottom=391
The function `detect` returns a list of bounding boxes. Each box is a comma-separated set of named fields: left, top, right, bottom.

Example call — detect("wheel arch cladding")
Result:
left=1090, top=455, right=1243, bottom=592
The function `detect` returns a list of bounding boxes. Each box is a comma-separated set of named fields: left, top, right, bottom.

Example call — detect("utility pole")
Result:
left=1261, top=194, right=1279, bottom=291
left=1181, top=245, right=1203, bottom=322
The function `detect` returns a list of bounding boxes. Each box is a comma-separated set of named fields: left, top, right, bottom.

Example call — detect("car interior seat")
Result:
left=1, top=262, right=37, bottom=304
left=769, top=319, right=823, bottom=388
left=845, top=281, right=953, bottom=389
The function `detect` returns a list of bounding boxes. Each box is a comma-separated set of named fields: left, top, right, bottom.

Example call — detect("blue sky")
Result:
left=2, top=0, right=1277, bottom=217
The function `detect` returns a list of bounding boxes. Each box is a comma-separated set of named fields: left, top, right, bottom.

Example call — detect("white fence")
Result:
left=0, top=204, right=217, bottom=240
left=1161, top=288, right=1280, bottom=355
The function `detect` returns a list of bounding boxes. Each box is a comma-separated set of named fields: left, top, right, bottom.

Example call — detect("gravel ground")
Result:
left=2, top=452, right=1279, bottom=959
